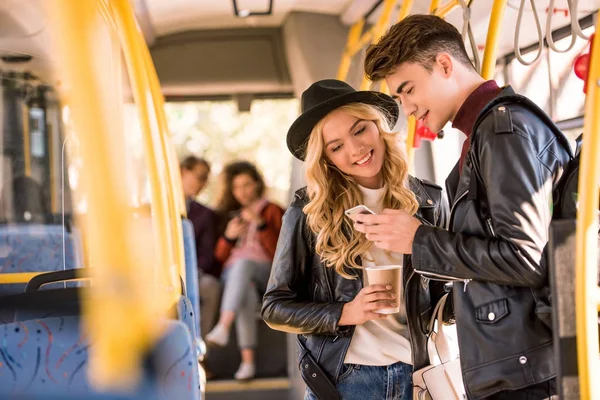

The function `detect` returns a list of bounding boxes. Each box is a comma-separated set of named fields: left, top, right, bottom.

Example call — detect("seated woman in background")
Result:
left=206, top=161, right=284, bottom=381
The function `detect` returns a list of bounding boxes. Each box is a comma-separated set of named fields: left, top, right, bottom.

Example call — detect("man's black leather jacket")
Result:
left=412, top=87, right=573, bottom=399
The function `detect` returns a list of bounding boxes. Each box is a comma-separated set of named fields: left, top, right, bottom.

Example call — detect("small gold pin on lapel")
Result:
left=427, top=199, right=433, bottom=205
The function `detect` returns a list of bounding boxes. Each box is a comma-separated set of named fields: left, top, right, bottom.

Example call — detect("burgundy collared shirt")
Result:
left=452, top=80, right=502, bottom=173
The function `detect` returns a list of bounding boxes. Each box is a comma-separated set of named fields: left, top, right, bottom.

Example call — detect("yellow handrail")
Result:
left=139, top=26, right=187, bottom=284
left=22, top=104, right=31, bottom=177
left=337, top=20, right=365, bottom=81
left=360, top=0, right=398, bottom=90
left=398, top=0, right=414, bottom=21
left=0, top=272, right=43, bottom=284
left=405, top=116, right=417, bottom=173
left=48, top=0, right=165, bottom=390
left=0, top=272, right=90, bottom=285
left=433, top=0, right=460, bottom=18
left=111, top=0, right=180, bottom=301
left=481, top=0, right=507, bottom=80
left=575, top=23, right=600, bottom=400
left=428, top=0, right=441, bottom=13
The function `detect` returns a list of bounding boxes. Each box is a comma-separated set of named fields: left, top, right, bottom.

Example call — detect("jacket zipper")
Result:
left=486, top=218, right=496, bottom=237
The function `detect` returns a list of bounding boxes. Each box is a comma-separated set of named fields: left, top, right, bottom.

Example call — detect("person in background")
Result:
left=180, top=156, right=221, bottom=338
left=206, top=161, right=284, bottom=381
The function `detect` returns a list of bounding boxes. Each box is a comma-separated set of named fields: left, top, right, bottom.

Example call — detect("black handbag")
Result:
left=297, top=336, right=342, bottom=400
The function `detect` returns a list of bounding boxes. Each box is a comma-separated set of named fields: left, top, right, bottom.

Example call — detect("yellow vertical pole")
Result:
left=379, top=0, right=415, bottom=96
left=360, top=0, right=398, bottom=90
left=428, top=0, right=441, bottom=13
left=481, top=0, right=507, bottom=80
left=575, top=23, right=600, bottom=400
left=22, top=104, right=31, bottom=176
left=110, top=0, right=181, bottom=296
left=398, top=0, right=414, bottom=21
left=405, top=116, right=416, bottom=173
left=337, top=20, right=365, bottom=81
left=397, top=0, right=416, bottom=159
left=139, top=29, right=187, bottom=283
left=47, top=124, right=57, bottom=213
left=47, top=0, right=164, bottom=390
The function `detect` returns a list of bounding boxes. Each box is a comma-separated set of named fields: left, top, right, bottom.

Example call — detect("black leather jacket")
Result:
left=262, top=176, right=449, bottom=393
left=412, top=87, right=573, bottom=399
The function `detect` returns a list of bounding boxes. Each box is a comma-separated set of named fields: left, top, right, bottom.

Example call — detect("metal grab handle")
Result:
left=514, top=0, right=544, bottom=66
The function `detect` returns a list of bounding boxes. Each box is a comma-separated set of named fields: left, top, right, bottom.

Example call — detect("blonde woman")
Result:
left=262, top=80, right=449, bottom=400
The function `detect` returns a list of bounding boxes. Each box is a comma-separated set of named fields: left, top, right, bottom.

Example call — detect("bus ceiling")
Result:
left=131, top=0, right=598, bottom=100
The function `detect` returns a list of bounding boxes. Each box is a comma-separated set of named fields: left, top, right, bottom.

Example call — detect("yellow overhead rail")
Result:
left=576, top=17, right=600, bottom=400
left=430, top=0, right=460, bottom=18
left=337, top=0, right=401, bottom=89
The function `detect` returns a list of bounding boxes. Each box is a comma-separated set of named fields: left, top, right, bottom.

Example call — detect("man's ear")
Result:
left=436, top=53, right=453, bottom=77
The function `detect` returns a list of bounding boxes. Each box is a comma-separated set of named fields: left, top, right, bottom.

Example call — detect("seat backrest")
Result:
left=0, top=316, right=200, bottom=400
left=0, top=316, right=93, bottom=394
left=151, top=319, right=201, bottom=400
left=180, top=219, right=201, bottom=340
left=0, top=224, right=83, bottom=296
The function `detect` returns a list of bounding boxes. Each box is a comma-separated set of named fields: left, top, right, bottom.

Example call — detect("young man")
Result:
left=180, top=156, right=221, bottom=338
left=354, top=15, right=572, bottom=399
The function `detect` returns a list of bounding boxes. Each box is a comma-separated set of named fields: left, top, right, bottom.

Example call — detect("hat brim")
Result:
left=286, top=91, right=399, bottom=161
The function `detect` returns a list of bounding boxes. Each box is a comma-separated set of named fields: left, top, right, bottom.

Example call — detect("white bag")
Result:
left=412, top=294, right=466, bottom=400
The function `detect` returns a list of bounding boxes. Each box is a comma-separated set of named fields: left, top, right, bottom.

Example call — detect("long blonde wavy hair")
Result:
left=303, top=103, right=418, bottom=279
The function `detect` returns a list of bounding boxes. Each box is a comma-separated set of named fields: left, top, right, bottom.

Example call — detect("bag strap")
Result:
left=428, top=294, right=453, bottom=364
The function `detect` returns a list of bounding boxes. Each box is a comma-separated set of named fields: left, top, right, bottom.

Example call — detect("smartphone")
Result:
left=344, top=205, right=376, bottom=223
left=228, top=210, right=241, bottom=219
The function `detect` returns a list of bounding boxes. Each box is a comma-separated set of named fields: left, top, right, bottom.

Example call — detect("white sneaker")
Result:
left=205, top=324, right=229, bottom=347
left=234, top=362, right=255, bottom=381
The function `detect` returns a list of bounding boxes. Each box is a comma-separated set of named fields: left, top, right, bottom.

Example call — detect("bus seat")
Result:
left=176, top=294, right=203, bottom=361
left=152, top=318, right=202, bottom=400
left=0, top=316, right=200, bottom=400
left=181, top=218, right=201, bottom=340
left=0, top=224, right=83, bottom=296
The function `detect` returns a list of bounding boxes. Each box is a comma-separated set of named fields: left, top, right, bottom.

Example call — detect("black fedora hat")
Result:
left=286, top=79, right=399, bottom=161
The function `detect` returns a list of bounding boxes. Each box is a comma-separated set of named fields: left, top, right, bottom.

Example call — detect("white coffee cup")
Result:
left=364, top=264, right=403, bottom=314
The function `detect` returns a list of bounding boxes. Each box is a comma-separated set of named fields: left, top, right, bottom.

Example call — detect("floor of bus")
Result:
left=205, top=377, right=292, bottom=400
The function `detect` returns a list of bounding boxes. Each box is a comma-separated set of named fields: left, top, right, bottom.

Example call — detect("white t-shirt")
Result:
left=343, top=184, right=412, bottom=366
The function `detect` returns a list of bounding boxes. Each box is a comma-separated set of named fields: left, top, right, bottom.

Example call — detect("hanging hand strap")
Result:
left=458, top=0, right=481, bottom=73
left=514, top=0, right=544, bottom=65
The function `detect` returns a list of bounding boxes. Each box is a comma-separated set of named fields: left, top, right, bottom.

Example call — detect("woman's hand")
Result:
left=224, top=217, right=248, bottom=241
left=338, top=284, right=397, bottom=326
left=240, top=208, right=264, bottom=225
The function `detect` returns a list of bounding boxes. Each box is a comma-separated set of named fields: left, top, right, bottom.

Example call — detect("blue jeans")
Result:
left=304, top=362, right=413, bottom=400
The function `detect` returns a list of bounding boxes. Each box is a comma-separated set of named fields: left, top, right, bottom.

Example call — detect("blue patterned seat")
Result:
left=180, top=219, right=200, bottom=339
left=0, top=224, right=83, bottom=296
left=0, top=316, right=200, bottom=400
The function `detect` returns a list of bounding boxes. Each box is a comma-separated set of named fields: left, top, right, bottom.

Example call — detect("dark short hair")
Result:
left=180, top=155, right=210, bottom=173
left=365, top=14, right=475, bottom=82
